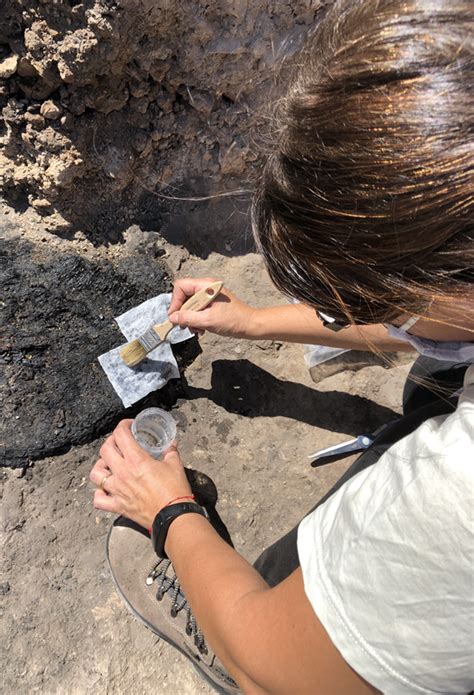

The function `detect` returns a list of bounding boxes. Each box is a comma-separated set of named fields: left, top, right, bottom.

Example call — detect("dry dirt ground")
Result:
left=1, top=202, right=413, bottom=694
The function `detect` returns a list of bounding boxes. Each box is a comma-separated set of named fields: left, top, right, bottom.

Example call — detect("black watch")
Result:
left=151, top=502, right=209, bottom=559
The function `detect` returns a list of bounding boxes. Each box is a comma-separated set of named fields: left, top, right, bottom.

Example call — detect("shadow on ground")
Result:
left=183, top=359, right=398, bottom=436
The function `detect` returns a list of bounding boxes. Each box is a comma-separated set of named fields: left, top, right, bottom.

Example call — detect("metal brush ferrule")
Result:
left=139, top=327, right=161, bottom=352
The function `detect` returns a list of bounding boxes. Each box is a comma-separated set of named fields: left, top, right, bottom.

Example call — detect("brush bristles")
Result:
left=119, top=339, right=148, bottom=367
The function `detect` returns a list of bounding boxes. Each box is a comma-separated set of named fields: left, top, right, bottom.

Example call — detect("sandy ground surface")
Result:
left=1, top=205, right=413, bottom=694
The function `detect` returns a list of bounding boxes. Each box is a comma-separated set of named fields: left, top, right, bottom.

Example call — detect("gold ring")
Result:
left=100, top=473, right=112, bottom=493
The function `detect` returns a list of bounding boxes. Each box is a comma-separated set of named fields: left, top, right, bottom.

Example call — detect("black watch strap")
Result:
left=151, top=502, right=209, bottom=559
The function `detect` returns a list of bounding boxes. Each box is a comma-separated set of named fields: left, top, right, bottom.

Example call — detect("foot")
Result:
left=106, top=516, right=240, bottom=694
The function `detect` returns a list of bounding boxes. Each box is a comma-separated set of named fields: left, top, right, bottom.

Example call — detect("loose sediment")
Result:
left=1, top=1, right=318, bottom=242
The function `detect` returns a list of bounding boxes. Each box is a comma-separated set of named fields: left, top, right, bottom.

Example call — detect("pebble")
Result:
left=24, top=112, right=45, bottom=127
left=17, top=57, right=37, bottom=78
left=32, top=198, right=52, bottom=213
left=60, top=112, right=74, bottom=129
left=40, top=100, right=62, bottom=120
left=0, top=54, right=18, bottom=79
left=0, top=581, right=11, bottom=596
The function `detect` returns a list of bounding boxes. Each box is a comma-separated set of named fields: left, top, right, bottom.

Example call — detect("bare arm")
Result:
left=166, top=513, right=378, bottom=694
left=249, top=303, right=414, bottom=351
left=168, top=278, right=413, bottom=353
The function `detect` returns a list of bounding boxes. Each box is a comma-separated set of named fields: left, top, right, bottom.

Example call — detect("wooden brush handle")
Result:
left=153, top=281, right=224, bottom=340
left=180, top=281, right=224, bottom=312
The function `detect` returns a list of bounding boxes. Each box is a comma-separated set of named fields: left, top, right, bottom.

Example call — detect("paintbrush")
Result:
left=119, top=281, right=223, bottom=367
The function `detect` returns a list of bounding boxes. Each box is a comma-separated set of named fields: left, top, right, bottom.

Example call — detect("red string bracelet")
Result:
left=147, top=494, right=196, bottom=534
left=164, top=494, right=196, bottom=507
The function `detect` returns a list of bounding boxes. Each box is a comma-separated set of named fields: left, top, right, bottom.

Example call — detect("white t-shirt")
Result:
left=298, top=364, right=474, bottom=694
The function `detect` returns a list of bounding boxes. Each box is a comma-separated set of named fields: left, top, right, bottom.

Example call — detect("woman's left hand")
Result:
left=89, top=419, right=193, bottom=529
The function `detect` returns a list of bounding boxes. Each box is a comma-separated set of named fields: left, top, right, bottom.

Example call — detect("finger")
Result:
left=93, top=489, right=118, bottom=513
left=99, top=436, right=124, bottom=469
left=169, top=278, right=217, bottom=315
left=169, top=280, right=195, bottom=315
left=113, top=419, right=147, bottom=457
left=89, top=458, right=110, bottom=486
left=162, top=442, right=183, bottom=468
left=163, top=440, right=178, bottom=454
left=168, top=307, right=212, bottom=330
left=120, top=418, right=134, bottom=428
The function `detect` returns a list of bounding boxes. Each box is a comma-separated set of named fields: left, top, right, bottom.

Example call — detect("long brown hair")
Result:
left=252, top=0, right=473, bottom=327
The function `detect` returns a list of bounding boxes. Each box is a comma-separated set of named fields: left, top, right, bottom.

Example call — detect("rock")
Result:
left=24, top=112, right=45, bottom=127
left=130, top=96, right=149, bottom=114
left=31, top=198, right=52, bottom=214
left=91, top=87, right=129, bottom=114
left=0, top=582, right=11, bottom=596
left=188, top=89, right=214, bottom=115
left=17, top=57, right=38, bottom=78
left=47, top=157, right=82, bottom=187
left=2, top=99, right=24, bottom=125
left=59, top=112, right=74, bottom=129
left=40, top=100, right=63, bottom=120
left=0, top=55, right=19, bottom=79
left=129, top=77, right=149, bottom=98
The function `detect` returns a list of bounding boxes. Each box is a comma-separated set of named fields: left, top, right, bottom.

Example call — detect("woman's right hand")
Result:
left=168, top=277, right=256, bottom=339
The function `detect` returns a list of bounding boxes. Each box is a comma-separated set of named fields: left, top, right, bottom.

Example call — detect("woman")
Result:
left=90, top=1, right=473, bottom=692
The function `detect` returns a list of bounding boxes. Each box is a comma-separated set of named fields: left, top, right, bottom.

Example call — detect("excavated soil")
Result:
left=1, top=0, right=318, bottom=246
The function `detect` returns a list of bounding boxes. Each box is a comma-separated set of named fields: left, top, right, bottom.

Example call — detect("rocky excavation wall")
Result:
left=1, top=0, right=318, bottom=243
